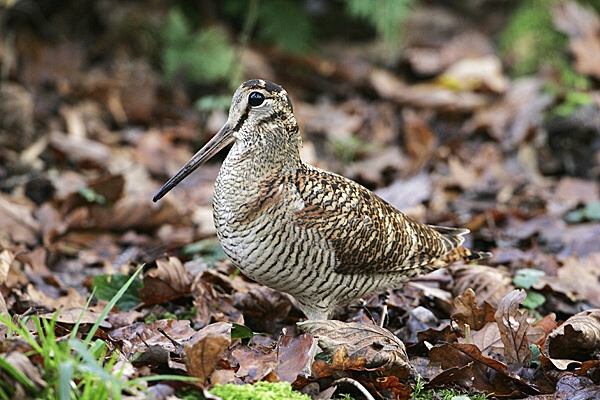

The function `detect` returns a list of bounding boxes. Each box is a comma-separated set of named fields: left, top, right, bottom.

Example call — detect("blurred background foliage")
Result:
left=2, top=0, right=599, bottom=116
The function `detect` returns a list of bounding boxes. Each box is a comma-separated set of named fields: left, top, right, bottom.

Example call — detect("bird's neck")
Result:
left=216, top=136, right=301, bottom=208
left=225, top=129, right=303, bottom=180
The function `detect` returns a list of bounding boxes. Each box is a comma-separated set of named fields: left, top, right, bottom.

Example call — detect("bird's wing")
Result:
left=291, top=165, right=469, bottom=274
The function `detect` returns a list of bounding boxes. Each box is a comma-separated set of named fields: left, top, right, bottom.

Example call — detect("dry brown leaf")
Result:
left=428, top=342, right=552, bottom=396
left=41, top=308, right=112, bottom=329
left=275, top=334, right=313, bottom=383
left=535, top=253, right=600, bottom=307
left=428, top=343, right=508, bottom=394
left=0, top=194, right=40, bottom=246
left=0, top=249, right=14, bottom=285
left=553, top=1, right=600, bottom=80
left=111, top=319, right=198, bottom=356
left=468, top=322, right=503, bottom=357
left=451, top=288, right=496, bottom=331
left=450, top=264, right=514, bottom=308
left=544, top=309, right=600, bottom=361
left=546, top=177, right=600, bottom=217
left=48, top=131, right=111, bottom=168
left=310, top=347, right=369, bottom=379
left=0, top=249, right=13, bottom=316
left=297, top=320, right=412, bottom=374
left=438, top=55, right=508, bottom=93
left=184, top=322, right=232, bottom=384
left=494, top=289, right=532, bottom=365
left=465, top=78, right=551, bottom=148
left=60, top=174, right=125, bottom=214
left=233, top=286, right=293, bottom=335
left=140, top=257, right=193, bottom=306
left=24, top=285, right=90, bottom=312
left=532, top=313, right=558, bottom=346
left=231, top=345, right=278, bottom=383
left=402, top=109, right=436, bottom=177
left=2, top=352, right=47, bottom=393
left=192, top=270, right=242, bottom=328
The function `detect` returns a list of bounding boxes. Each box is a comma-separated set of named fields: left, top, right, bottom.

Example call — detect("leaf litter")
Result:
left=1, top=1, right=600, bottom=399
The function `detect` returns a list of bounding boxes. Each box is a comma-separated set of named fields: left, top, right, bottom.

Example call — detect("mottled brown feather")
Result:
left=292, top=165, right=479, bottom=274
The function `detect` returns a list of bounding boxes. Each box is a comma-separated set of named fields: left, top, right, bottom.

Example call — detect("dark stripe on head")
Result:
left=264, top=81, right=283, bottom=93
left=242, top=79, right=283, bottom=94
left=233, top=104, right=250, bottom=132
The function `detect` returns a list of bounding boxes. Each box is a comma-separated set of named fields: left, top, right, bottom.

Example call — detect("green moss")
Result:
left=210, top=382, right=310, bottom=400
left=500, top=0, right=595, bottom=116
left=499, top=0, right=567, bottom=77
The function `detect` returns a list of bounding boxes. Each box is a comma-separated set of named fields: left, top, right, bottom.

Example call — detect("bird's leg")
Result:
left=379, top=291, right=390, bottom=328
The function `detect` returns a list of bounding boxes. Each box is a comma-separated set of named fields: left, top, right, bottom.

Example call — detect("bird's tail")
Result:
left=431, top=225, right=492, bottom=265
left=441, top=246, right=492, bottom=264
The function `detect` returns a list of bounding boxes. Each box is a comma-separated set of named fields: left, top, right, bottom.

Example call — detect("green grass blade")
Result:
left=85, top=266, right=144, bottom=345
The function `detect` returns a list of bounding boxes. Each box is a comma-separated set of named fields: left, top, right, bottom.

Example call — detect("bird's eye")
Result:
left=248, top=91, right=265, bottom=107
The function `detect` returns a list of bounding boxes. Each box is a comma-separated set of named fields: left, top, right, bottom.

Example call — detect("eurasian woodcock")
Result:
left=153, top=79, right=491, bottom=321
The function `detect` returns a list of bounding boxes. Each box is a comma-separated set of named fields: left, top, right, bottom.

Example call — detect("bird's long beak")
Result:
left=153, top=123, right=234, bottom=202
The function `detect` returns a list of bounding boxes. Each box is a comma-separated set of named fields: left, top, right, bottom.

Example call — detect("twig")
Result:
left=331, top=377, right=376, bottom=400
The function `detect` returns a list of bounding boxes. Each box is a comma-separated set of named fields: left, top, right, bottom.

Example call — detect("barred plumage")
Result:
left=153, top=79, right=492, bottom=321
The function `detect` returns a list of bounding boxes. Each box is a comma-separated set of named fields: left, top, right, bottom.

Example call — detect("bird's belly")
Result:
left=214, top=198, right=406, bottom=313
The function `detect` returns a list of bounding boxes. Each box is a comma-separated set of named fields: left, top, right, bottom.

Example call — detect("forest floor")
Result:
left=1, top=1, right=600, bottom=399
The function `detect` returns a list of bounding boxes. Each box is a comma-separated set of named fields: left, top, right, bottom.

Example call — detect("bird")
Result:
left=153, top=79, right=492, bottom=322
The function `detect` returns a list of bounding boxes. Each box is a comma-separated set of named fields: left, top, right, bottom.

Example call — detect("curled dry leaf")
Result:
left=0, top=194, right=40, bottom=246
left=310, top=347, right=370, bottom=380
left=429, top=342, right=553, bottom=396
left=0, top=249, right=13, bottom=316
left=438, top=55, right=508, bottom=93
left=297, top=320, right=413, bottom=375
left=192, top=270, right=242, bottom=328
left=184, top=322, right=232, bottom=385
left=275, top=334, right=314, bottom=383
left=553, top=1, right=600, bottom=80
left=450, top=264, right=513, bottom=308
left=233, top=286, right=293, bottom=335
left=544, top=309, right=600, bottom=362
left=48, top=131, right=111, bottom=168
left=231, top=345, right=278, bottom=383
left=535, top=253, right=600, bottom=308
left=494, top=289, right=532, bottom=365
left=2, top=352, right=47, bottom=393
left=451, top=288, right=496, bottom=331
left=139, top=257, right=193, bottom=306
left=111, top=319, right=198, bottom=356
left=0, top=249, right=14, bottom=284
left=402, top=109, right=436, bottom=177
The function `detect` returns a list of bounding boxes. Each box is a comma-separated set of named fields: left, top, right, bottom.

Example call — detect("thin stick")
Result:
left=331, top=377, right=376, bottom=400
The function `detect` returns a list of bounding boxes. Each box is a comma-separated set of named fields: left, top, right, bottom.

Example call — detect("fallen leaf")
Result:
left=465, top=78, right=552, bottom=149
left=450, top=264, right=514, bottom=308
left=140, top=257, right=193, bottom=306
left=297, top=320, right=412, bottom=375
left=111, top=319, right=198, bottom=356
left=275, top=334, right=313, bottom=383
left=310, top=347, right=369, bottom=379
left=48, top=131, right=111, bottom=168
left=494, top=290, right=532, bottom=365
left=544, top=309, right=600, bottom=361
left=2, top=351, right=47, bottom=393
left=233, top=286, right=293, bottom=335
left=184, top=322, right=232, bottom=384
left=402, top=109, right=436, bottom=176
left=553, top=1, right=600, bottom=80
left=0, top=249, right=14, bottom=285
left=451, top=288, right=496, bottom=331
left=438, top=55, right=508, bottom=93
left=0, top=194, right=40, bottom=246
left=231, top=345, right=278, bottom=383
